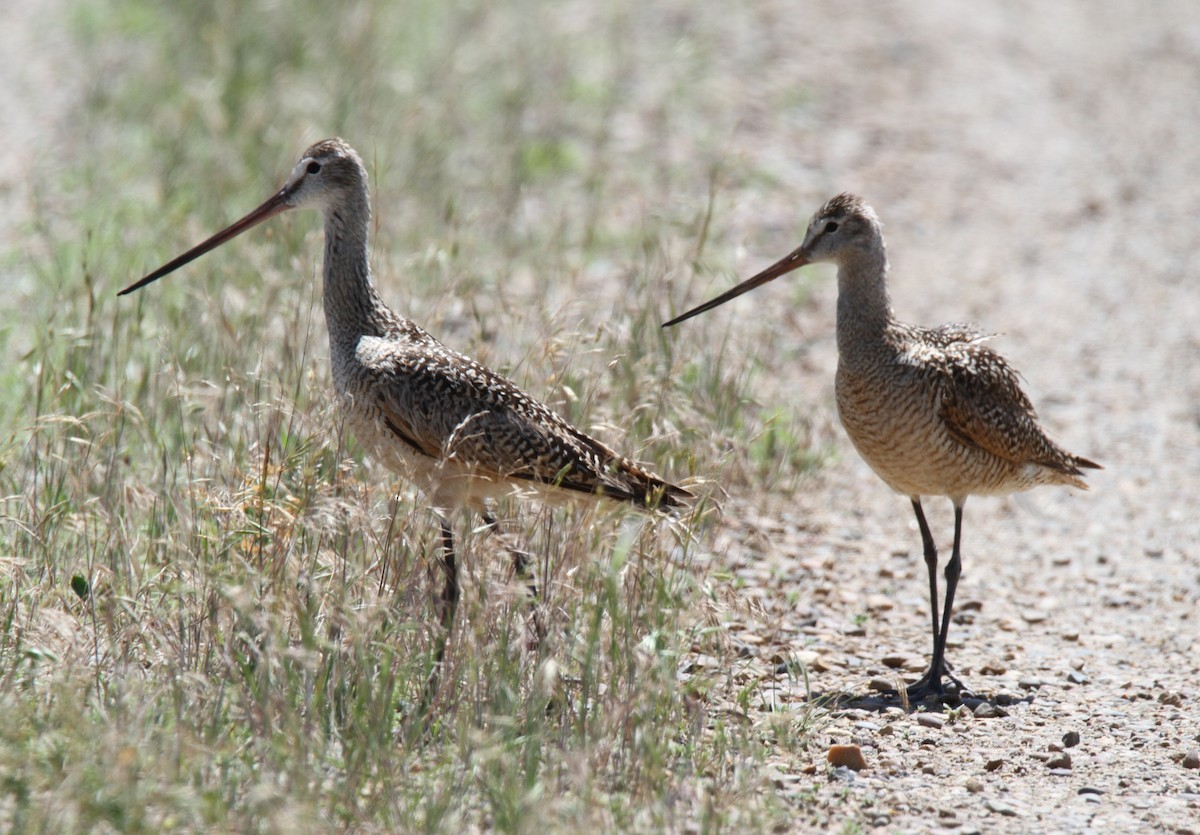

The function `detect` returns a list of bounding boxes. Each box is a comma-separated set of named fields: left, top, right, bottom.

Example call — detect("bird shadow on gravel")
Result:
left=814, top=687, right=1036, bottom=716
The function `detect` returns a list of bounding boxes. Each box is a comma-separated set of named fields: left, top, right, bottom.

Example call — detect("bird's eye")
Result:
left=307, top=161, right=322, bottom=174
left=824, top=221, right=839, bottom=234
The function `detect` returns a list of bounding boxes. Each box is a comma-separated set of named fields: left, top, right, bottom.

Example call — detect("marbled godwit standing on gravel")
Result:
left=120, top=138, right=691, bottom=683
left=664, top=193, right=1099, bottom=700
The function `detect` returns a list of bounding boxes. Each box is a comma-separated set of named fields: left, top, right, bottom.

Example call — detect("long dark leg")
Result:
left=421, top=519, right=459, bottom=711
left=436, top=521, right=460, bottom=634
left=481, top=512, right=539, bottom=600
left=912, top=498, right=941, bottom=659
left=928, top=503, right=965, bottom=691
left=480, top=511, right=545, bottom=649
left=906, top=502, right=967, bottom=700
left=904, top=498, right=941, bottom=697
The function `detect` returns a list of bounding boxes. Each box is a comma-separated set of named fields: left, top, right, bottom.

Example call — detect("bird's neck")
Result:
left=320, top=195, right=391, bottom=340
left=835, top=244, right=896, bottom=358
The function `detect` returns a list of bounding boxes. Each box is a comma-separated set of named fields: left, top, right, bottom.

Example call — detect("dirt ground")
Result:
left=694, top=1, right=1200, bottom=831
left=4, top=1, right=1198, bottom=832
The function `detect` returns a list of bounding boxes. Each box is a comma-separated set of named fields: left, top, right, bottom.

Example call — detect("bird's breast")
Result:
left=834, top=360, right=1023, bottom=498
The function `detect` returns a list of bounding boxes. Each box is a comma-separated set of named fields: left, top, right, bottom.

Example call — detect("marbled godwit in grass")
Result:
left=121, top=138, right=691, bottom=690
left=664, top=193, right=1099, bottom=700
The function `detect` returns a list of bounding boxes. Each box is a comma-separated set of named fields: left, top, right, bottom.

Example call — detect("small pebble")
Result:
left=965, top=777, right=984, bottom=793
left=867, top=594, right=894, bottom=611
left=1077, top=786, right=1105, bottom=796
left=1062, top=731, right=1081, bottom=748
left=984, top=799, right=1018, bottom=817
left=1182, top=751, right=1200, bottom=770
left=917, top=713, right=946, bottom=729
left=1018, top=677, right=1043, bottom=690
left=827, top=744, right=868, bottom=771
left=868, top=677, right=896, bottom=693
left=830, top=765, right=857, bottom=783
left=984, top=757, right=1005, bottom=772
left=973, top=702, right=1005, bottom=719
left=1067, top=671, right=1090, bottom=685
left=764, top=767, right=800, bottom=789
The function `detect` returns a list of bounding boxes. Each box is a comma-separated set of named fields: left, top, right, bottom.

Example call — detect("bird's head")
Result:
left=118, top=137, right=367, bottom=296
left=278, top=138, right=367, bottom=213
left=793, top=193, right=881, bottom=266
left=662, top=193, right=882, bottom=327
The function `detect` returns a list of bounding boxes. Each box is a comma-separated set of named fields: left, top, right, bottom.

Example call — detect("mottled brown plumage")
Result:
left=121, top=138, right=691, bottom=673
left=665, top=193, right=1099, bottom=700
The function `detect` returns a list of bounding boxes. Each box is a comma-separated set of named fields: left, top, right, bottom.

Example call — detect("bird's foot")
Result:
left=903, top=666, right=970, bottom=705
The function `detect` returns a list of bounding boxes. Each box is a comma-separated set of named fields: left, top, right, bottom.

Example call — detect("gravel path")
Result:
left=702, top=1, right=1200, bottom=831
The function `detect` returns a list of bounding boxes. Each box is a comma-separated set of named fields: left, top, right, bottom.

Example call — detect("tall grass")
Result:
left=1, top=0, right=827, bottom=830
